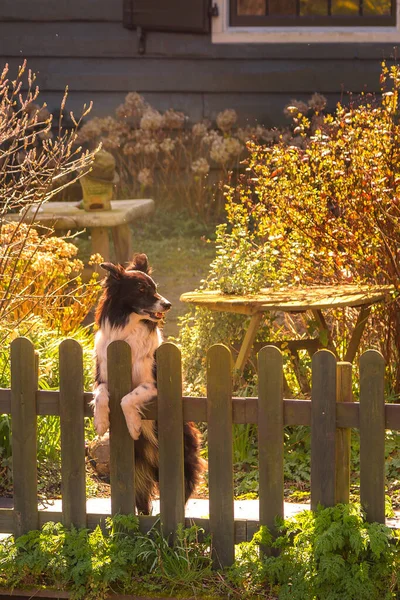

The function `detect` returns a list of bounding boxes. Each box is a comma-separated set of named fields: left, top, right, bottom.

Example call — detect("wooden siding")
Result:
left=0, top=0, right=397, bottom=124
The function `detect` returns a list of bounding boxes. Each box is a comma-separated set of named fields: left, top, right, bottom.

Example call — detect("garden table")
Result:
left=180, top=284, right=394, bottom=388
left=7, top=199, right=154, bottom=264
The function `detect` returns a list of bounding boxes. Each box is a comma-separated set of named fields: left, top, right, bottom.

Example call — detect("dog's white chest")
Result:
left=95, top=316, right=162, bottom=386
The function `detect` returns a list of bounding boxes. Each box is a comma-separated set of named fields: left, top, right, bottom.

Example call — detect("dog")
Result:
left=92, top=253, right=203, bottom=514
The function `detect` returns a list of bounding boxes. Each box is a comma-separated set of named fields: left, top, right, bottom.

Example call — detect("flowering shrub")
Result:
left=0, top=223, right=102, bottom=334
left=0, top=62, right=101, bottom=336
left=77, top=96, right=249, bottom=220
left=179, top=64, right=400, bottom=392
left=77, top=93, right=330, bottom=221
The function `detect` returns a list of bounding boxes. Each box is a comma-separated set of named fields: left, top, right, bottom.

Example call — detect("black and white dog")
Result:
left=92, top=253, right=203, bottom=513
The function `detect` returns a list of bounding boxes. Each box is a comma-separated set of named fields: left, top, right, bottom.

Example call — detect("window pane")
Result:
left=300, top=0, right=327, bottom=15
left=332, top=0, right=359, bottom=14
left=237, top=0, right=266, bottom=14
left=269, top=0, right=298, bottom=15
left=364, top=0, right=391, bottom=15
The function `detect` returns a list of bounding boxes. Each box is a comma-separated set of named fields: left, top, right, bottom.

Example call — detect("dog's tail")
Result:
left=183, top=422, right=207, bottom=502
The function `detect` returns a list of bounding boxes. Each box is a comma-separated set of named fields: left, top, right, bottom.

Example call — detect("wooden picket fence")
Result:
left=0, top=337, right=400, bottom=567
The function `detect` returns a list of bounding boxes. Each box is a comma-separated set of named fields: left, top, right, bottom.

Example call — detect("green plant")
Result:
left=1, top=507, right=398, bottom=600
left=0, top=62, right=101, bottom=338
left=0, top=321, right=96, bottom=497
left=0, top=516, right=216, bottom=600
left=259, top=504, right=399, bottom=600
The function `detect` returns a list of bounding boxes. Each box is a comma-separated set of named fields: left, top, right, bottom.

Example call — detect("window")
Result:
left=212, top=0, right=400, bottom=42
left=231, top=0, right=395, bottom=26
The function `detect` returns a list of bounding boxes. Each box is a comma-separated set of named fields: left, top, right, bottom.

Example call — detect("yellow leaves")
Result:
left=0, top=222, right=101, bottom=334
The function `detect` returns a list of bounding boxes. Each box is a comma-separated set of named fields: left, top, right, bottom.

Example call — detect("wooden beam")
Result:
left=344, top=305, right=371, bottom=363
left=234, top=313, right=265, bottom=373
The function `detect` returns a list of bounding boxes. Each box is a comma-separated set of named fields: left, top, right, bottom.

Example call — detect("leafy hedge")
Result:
left=0, top=505, right=398, bottom=600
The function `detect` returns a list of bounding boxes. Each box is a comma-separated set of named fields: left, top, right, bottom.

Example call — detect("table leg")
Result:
left=234, top=313, right=264, bottom=374
left=344, top=305, right=371, bottom=363
left=111, top=224, right=133, bottom=265
left=90, top=227, right=110, bottom=262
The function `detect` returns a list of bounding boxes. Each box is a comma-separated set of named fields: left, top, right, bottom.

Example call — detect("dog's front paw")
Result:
left=121, top=392, right=142, bottom=440
left=92, top=384, right=110, bottom=436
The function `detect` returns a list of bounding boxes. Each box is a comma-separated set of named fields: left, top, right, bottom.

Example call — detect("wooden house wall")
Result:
left=0, top=0, right=397, bottom=126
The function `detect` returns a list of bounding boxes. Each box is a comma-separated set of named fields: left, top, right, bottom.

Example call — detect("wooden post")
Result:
left=108, top=340, right=135, bottom=516
left=207, top=344, right=234, bottom=568
left=11, top=337, right=38, bottom=536
left=311, top=350, right=337, bottom=510
left=258, top=346, right=284, bottom=541
left=344, top=306, right=371, bottom=363
left=111, top=224, right=133, bottom=265
left=157, top=343, right=185, bottom=540
left=360, top=350, right=385, bottom=524
left=59, top=339, right=86, bottom=528
left=90, top=227, right=110, bottom=262
left=234, top=313, right=264, bottom=374
left=335, top=362, right=352, bottom=505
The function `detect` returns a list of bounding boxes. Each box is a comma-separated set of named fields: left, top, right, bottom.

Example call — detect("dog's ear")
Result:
left=127, top=253, right=152, bottom=275
left=100, top=262, right=125, bottom=280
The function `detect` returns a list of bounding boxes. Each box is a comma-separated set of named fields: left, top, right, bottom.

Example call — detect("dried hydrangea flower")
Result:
left=216, top=109, right=238, bottom=132
left=192, top=122, right=209, bottom=137
left=224, top=137, right=242, bottom=156
left=210, top=137, right=231, bottom=164
left=160, top=138, right=176, bottom=153
left=140, top=109, right=164, bottom=131
left=191, top=157, right=210, bottom=176
left=143, top=141, right=159, bottom=155
left=163, top=109, right=186, bottom=129
left=284, top=100, right=309, bottom=118
left=308, top=93, right=327, bottom=112
left=138, top=167, right=153, bottom=187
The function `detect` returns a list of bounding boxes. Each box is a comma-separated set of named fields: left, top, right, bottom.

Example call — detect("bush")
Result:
left=0, top=320, right=96, bottom=490
left=0, top=223, right=101, bottom=335
left=77, top=92, right=326, bottom=222
left=0, top=506, right=398, bottom=600
left=259, top=504, right=400, bottom=600
left=0, top=62, right=101, bottom=337
left=179, top=63, right=400, bottom=393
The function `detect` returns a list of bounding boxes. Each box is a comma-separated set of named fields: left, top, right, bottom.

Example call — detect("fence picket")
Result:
left=108, top=340, right=135, bottom=516
left=59, top=339, right=86, bottom=528
left=335, top=362, right=352, bottom=504
left=207, top=344, right=234, bottom=568
left=311, top=350, right=337, bottom=510
left=11, top=337, right=38, bottom=536
left=360, top=350, right=385, bottom=523
left=258, top=346, right=284, bottom=539
left=157, top=342, right=185, bottom=539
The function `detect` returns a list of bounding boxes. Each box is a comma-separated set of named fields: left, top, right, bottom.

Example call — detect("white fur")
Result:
left=92, top=313, right=163, bottom=439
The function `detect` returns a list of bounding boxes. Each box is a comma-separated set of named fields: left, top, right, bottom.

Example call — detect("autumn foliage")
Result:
left=213, top=62, right=400, bottom=387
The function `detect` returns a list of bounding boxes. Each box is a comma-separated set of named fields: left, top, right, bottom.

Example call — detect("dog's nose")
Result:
left=162, top=301, right=172, bottom=311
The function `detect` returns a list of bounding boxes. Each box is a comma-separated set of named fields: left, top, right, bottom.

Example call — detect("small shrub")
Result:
left=0, top=62, right=101, bottom=337
left=0, top=223, right=101, bottom=335
left=77, top=93, right=325, bottom=222
left=179, top=63, right=400, bottom=394
left=260, top=504, right=400, bottom=600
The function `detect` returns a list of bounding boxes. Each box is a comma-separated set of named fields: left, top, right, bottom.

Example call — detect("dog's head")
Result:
left=98, top=253, right=171, bottom=326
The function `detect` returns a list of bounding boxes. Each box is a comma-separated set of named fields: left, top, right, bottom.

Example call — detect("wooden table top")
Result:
left=180, top=284, right=395, bottom=315
left=6, top=199, right=154, bottom=229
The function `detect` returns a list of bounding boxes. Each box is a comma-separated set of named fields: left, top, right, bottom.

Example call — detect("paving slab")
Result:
left=1, top=497, right=399, bottom=540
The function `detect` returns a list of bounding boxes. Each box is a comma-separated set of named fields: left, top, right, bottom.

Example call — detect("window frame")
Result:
left=212, top=0, right=400, bottom=42
left=229, top=0, right=396, bottom=28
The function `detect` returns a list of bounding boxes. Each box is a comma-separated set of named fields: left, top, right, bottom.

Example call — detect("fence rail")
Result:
left=0, top=337, right=400, bottom=566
